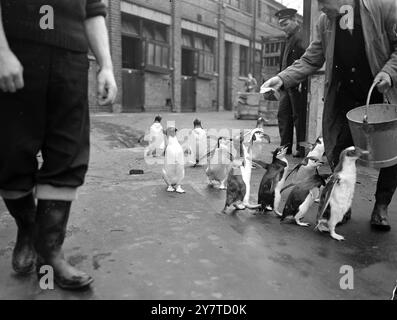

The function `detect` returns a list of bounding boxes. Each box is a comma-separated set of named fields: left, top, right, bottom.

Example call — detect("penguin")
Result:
left=223, top=159, right=247, bottom=213
left=241, top=128, right=270, bottom=207
left=392, top=281, right=397, bottom=300
left=143, top=115, right=165, bottom=157
left=285, top=156, right=324, bottom=184
left=307, top=136, right=325, bottom=161
left=185, top=119, right=208, bottom=167
left=205, top=137, right=234, bottom=190
left=256, top=117, right=268, bottom=130
left=232, top=118, right=271, bottom=158
left=281, top=173, right=328, bottom=227
left=315, top=146, right=369, bottom=241
left=162, top=126, right=186, bottom=194
left=223, top=147, right=261, bottom=214
left=254, top=145, right=289, bottom=216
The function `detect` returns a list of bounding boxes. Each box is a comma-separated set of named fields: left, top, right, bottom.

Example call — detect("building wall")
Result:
left=90, top=0, right=290, bottom=113
left=144, top=72, right=172, bottom=112
left=196, top=78, right=217, bottom=111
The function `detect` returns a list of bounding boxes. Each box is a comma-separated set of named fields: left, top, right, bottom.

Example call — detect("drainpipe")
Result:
left=251, top=0, right=257, bottom=75
left=170, top=0, right=181, bottom=112
left=217, top=0, right=225, bottom=111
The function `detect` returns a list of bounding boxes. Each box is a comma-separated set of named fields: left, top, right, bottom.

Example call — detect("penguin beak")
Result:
left=261, top=133, right=271, bottom=144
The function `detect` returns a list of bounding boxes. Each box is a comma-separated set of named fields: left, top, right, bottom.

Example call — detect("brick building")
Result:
left=90, top=0, right=298, bottom=113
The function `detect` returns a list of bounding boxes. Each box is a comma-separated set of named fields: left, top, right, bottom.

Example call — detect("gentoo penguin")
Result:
left=162, top=126, right=185, bottom=193
left=281, top=173, right=328, bottom=227
left=144, top=115, right=165, bottom=157
left=254, top=145, right=289, bottom=216
left=315, top=146, right=369, bottom=241
left=286, top=156, right=324, bottom=184
left=206, top=137, right=233, bottom=190
left=307, top=136, right=325, bottom=161
left=186, top=119, right=207, bottom=167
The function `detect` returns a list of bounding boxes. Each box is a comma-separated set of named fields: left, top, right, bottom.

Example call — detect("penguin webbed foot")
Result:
left=233, top=202, right=246, bottom=210
left=330, top=232, right=345, bottom=241
left=175, top=186, right=186, bottom=194
left=295, top=219, right=311, bottom=227
left=274, top=210, right=283, bottom=217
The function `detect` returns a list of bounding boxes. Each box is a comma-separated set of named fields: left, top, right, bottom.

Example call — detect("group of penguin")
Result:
left=143, top=115, right=369, bottom=241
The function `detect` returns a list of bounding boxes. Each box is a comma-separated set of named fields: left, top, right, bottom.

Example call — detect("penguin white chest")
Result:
left=330, top=173, right=356, bottom=216
left=279, top=159, right=289, bottom=186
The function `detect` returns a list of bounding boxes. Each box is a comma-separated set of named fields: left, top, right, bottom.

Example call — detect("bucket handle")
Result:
left=364, top=81, right=381, bottom=123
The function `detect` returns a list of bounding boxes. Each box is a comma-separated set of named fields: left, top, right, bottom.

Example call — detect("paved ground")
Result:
left=0, top=111, right=396, bottom=300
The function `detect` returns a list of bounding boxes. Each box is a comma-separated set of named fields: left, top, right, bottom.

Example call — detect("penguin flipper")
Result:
left=281, top=183, right=295, bottom=193
left=317, top=174, right=340, bottom=221
left=286, top=160, right=306, bottom=181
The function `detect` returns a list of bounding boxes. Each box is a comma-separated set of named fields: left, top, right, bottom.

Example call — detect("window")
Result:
left=146, top=41, right=170, bottom=70
left=240, top=45, right=248, bottom=76
left=226, top=0, right=252, bottom=13
left=183, top=32, right=215, bottom=76
left=142, top=20, right=170, bottom=71
left=122, top=36, right=142, bottom=70
left=197, top=36, right=215, bottom=75
left=182, top=33, right=193, bottom=47
left=121, top=15, right=139, bottom=36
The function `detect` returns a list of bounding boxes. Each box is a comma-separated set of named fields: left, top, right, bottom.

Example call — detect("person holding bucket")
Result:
left=262, top=0, right=397, bottom=231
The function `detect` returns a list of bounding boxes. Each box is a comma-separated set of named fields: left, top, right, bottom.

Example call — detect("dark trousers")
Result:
left=278, top=87, right=307, bottom=151
left=332, top=89, right=397, bottom=206
left=0, top=40, right=90, bottom=196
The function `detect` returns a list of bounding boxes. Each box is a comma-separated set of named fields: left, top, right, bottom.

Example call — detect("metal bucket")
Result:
left=347, top=82, right=397, bottom=168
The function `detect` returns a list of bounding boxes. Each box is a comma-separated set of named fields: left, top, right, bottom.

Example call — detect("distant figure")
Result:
left=245, top=73, right=258, bottom=93
left=276, top=8, right=308, bottom=158
left=145, top=115, right=165, bottom=157
left=185, top=119, right=207, bottom=167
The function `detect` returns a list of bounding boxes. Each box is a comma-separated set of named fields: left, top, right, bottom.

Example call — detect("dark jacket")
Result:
left=1, top=0, right=107, bottom=52
left=278, top=0, right=397, bottom=162
left=280, top=28, right=306, bottom=72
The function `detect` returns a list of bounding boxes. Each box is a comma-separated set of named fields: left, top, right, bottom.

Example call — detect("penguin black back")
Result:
left=282, top=174, right=327, bottom=220
left=255, top=146, right=288, bottom=211
left=225, top=167, right=246, bottom=207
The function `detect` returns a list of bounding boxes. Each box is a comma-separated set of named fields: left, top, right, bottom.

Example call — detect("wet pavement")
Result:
left=0, top=112, right=396, bottom=300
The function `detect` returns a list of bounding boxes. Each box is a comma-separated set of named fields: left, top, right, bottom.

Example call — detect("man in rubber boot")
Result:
left=262, top=0, right=397, bottom=231
left=0, top=0, right=117, bottom=290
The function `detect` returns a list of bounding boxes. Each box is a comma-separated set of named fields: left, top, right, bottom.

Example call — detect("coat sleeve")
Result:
left=380, top=0, right=397, bottom=86
left=278, top=16, right=326, bottom=89
left=86, top=0, right=107, bottom=19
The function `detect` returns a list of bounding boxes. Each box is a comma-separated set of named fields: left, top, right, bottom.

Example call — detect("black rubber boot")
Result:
left=35, top=200, right=93, bottom=290
left=370, top=203, right=391, bottom=231
left=3, top=194, right=37, bottom=274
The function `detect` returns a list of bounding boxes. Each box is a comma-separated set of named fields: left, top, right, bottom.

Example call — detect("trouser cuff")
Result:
left=0, top=189, right=34, bottom=200
left=375, top=194, right=392, bottom=206
left=35, top=185, right=77, bottom=201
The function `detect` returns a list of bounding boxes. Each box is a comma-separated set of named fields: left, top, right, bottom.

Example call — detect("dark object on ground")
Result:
left=129, top=169, right=144, bottom=175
